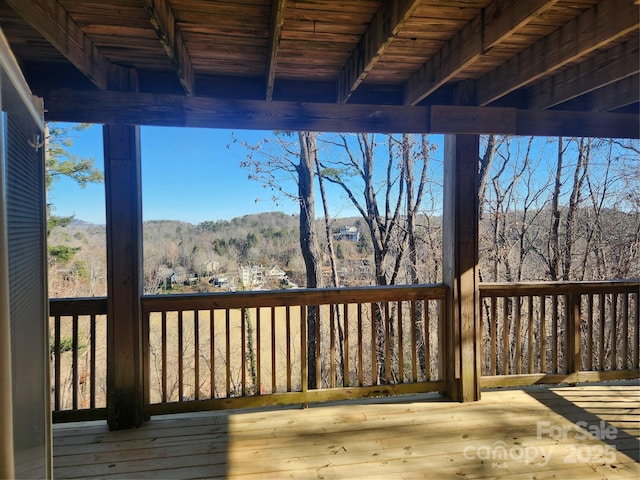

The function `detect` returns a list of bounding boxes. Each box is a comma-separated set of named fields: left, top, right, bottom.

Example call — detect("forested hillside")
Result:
left=48, top=206, right=639, bottom=298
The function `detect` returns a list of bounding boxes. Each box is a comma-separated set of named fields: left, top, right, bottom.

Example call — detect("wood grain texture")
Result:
left=5, top=0, right=110, bottom=89
left=52, top=382, right=640, bottom=479
left=42, top=89, right=640, bottom=138
left=477, top=0, right=640, bottom=105
left=143, top=0, right=195, bottom=95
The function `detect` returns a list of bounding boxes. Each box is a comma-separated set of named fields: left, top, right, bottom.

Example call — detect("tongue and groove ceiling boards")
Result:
left=0, top=1, right=637, bottom=137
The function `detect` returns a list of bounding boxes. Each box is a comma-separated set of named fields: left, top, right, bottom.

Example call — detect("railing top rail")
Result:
left=49, top=297, right=108, bottom=316
left=141, top=283, right=448, bottom=312
left=480, top=280, right=640, bottom=297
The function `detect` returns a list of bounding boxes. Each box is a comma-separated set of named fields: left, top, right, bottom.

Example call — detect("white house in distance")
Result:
left=266, top=265, right=287, bottom=281
left=336, top=226, right=360, bottom=242
left=240, top=265, right=265, bottom=287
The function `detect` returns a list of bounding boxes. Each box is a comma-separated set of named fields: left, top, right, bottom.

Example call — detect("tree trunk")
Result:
left=297, top=131, right=322, bottom=389
left=314, top=154, right=346, bottom=385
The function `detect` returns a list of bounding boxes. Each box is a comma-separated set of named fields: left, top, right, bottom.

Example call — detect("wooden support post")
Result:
left=443, top=134, right=481, bottom=402
left=104, top=68, right=144, bottom=430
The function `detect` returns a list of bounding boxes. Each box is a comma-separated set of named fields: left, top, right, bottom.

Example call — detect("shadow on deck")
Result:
left=53, top=381, right=639, bottom=479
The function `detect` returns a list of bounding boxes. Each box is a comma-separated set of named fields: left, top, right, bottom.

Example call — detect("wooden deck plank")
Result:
left=53, top=381, right=640, bottom=479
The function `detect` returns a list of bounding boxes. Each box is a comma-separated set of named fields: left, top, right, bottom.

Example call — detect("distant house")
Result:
left=240, top=265, right=264, bottom=287
left=336, top=226, right=360, bottom=242
left=209, top=276, right=230, bottom=288
left=266, top=265, right=287, bottom=281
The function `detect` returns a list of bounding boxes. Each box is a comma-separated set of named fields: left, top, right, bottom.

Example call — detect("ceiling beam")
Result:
left=266, top=0, right=287, bottom=101
left=337, top=0, right=421, bottom=104
left=143, top=0, right=195, bottom=96
left=5, top=0, right=109, bottom=90
left=527, top=37, right=639, bottom=110
left=42, top=88, right=639, bottom=138
left=404, top=0, right=559, bottom=106
left=586, top=75, right=640, bottom=112
left=477, top=0, right=640, bottom=106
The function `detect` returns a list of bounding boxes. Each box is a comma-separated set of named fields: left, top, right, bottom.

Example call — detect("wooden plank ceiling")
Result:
left=0, top=0, right=638, bottom=136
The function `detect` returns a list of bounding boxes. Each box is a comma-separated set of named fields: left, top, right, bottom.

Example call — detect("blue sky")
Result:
left=49, top=124, right=448, bottom=225
left=50, top=124, right=345, bottom=224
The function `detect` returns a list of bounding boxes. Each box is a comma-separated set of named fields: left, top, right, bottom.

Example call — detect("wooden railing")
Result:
left=49, top=298, right=107, bottom=422
left=48, top=280, right=639, bottom=422
left=141, top=284, right=447, bottom=415
left=480, top=281, right=640, bottom=387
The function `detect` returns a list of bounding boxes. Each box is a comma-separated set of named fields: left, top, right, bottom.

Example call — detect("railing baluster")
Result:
left=301, top=305, right=307, bottom=393
left=315, top=305, right=321, bottom=389
left=515, top=297, right=521, bottom=375
left=330, top=304, right=335, bottom=388
left=241, top=307, right=247, bottom=396
left=90, top=313, right=96, bottom=409
left=271, top=306, right=276, bottom=394
left=225, top=309, right=231, bottom=397
left=552, top=295, right=558, bottom=374
left=635, top=292, right=639, bottom=369
left=398, top=301, right=404, bottom=383
left=502, top=297, right=509, bottom=375
left=209, top=309, right=214, bottom=399
left=254, top=307, right=260, bottom=395
left=527, top=295, right=533, bottom=374
left=599, top=293, right=605, bottom=370
left=410, top=300, right=417, bottom=382
left=384, top=302, right=391, bottom=384
left=54, top=315, right=61, bottom=411
left=370, top=302, right=376, bottom=385
left=72, top=314, right=79, bottom=411
left=425, top=299, right=431, bottom=380
left=567, top=294, right=581, bottom=374
left=178, top=310, right=183, bottom=401
left=612, top=293, right=618, bottom=370
left=286, top=306, right=291, bottom=392
left=357, top=303, right=363, bottom=387
left=428, top=299, right=432, bottom=381
left=161, top=311, right=167, bottom=403
left=343, top=304, right=349, bottom=387
left=587, top=294, right=594, bottom=371
left=490, top=296, right=496, bottom=376
left=194, top=311, right=200, bottom=400
left=540, top=295, right=546, bottom=374
left=622, top=293, right=629, bottom=369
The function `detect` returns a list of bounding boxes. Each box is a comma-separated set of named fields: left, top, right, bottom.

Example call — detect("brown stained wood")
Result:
left=586, top=74, right=640, bottom=112
left=477, top=0, right=640, bottom=105
left=265, top=0, right=287, bottom=101
left=337, top=0, right=421, bottom=103
left=404, top=0, right=560, bottom=105
left=143, top=0, right=195, bottom=95
left=5, top=0, right=110, bottom=89
left=1, top=0, right=636, bottom=137
left=103, top=91, right=145, bottom=430
left=527, top=36, right=640, bottom=110
left=443, top=134, right=480, bottom=402
left=42, top=88, right=640, bottom=138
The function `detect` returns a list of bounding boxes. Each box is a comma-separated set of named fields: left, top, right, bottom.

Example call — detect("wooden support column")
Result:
left=104, top=68, right=144, bottom=430
left=443, top=134, right=481, bottom=402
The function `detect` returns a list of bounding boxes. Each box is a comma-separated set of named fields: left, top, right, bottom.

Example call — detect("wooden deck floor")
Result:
left=53, top=381, right=639, bottom=479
